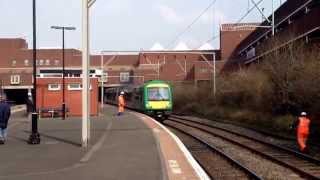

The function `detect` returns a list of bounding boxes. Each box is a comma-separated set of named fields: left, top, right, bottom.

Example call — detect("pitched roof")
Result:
left=90, top=55, right=140, bottom=67
left=198, top=43, right=214, bottom=50
left=174, top=42, right=190, bottom=51
left=150, top=43, right=165, bottom=51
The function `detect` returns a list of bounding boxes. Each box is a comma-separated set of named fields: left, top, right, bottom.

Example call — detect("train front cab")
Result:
left=143, top=82, right=172, bottom=120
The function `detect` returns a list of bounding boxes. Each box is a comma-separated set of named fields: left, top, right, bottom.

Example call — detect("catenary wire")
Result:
left=195, top=0, right=265, bottom=49
left=166, top=0, right=218, bottom=49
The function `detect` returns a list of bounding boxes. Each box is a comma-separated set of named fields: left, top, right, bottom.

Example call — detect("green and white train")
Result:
left=104, top=80, right=173, bottom=119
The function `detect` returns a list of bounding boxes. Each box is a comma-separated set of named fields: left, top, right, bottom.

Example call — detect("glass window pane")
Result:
left=148, top=87, right=169, bottom=101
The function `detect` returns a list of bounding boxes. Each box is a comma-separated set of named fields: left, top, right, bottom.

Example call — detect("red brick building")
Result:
left=0, top=38, right=221, bottom=106
left=227, top=0, right=320, bottom=68
left=0, top=0, right=318, bottom=107
left=36, top=78, right=99, bottom=116
left=220, top=23, right=258, bottom=61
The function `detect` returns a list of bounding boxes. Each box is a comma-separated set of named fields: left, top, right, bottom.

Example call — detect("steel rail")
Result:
left=168, top=116, right=320, bottom=179
left=171, top=115, right=320, bottom=164
left=171, top=114, right=320, bottom=147
left=165, top=122, right=263, bottom=180
left=172, top=114, right=320, bottom=147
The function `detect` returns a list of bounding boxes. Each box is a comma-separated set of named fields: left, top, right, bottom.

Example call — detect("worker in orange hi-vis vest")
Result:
left=296, top=112, right=311, bottom=153
left=117, top=91, right=125, bottom=116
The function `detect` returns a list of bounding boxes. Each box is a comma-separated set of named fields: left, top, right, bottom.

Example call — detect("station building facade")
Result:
left=224, top=0, right=320, bottom=69
left=2, top=0, right=318, bottom=110
left=0, top=38, right=224, bottom=107
left=36, top=78, right=99, bottom=116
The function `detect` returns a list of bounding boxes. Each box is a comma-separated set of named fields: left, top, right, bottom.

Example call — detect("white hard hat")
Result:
left=301, top=112, right=307, bottom=116
left=120, top=91, right=124, bottom=95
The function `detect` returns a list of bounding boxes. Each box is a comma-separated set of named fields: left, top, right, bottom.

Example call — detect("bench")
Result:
left=38, top=107, right=69, bottom=119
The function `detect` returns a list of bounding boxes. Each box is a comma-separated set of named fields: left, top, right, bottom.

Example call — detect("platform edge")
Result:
left=134, top=112, right=210, bottom=180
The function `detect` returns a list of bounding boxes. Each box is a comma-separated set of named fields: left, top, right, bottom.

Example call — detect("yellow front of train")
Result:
left=144, top=80, right=172, bottom=119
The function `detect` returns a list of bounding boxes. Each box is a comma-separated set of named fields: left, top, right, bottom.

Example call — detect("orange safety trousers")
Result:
left=297, top=117, right=310, bottom=151
left=118, top=96, right=125, bottom=113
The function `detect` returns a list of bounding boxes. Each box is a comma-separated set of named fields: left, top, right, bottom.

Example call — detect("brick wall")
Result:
left=36, top=78, right=99, bottom=116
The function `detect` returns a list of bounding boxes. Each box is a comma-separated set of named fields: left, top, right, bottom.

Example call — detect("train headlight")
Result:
left=146, top=103, right=151, bottom=108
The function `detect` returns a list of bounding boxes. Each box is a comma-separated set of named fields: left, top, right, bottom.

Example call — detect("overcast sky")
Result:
left=0, top=0, right=284, bottom=53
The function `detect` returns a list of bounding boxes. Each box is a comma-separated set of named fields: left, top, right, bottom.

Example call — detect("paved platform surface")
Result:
left=0, top=105, right=206, bottom=180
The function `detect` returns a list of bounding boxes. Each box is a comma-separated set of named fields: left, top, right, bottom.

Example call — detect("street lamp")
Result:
left=28, top=0, right=40, bottom=144
left=51, top=26, right=76, bottom=120
left=100, top=53, right=104, bottom=109
left=213, top=52, right=216, bottom=97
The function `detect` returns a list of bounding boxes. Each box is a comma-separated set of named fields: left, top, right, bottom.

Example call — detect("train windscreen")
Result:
left=147, top=87, right=170, bottom=101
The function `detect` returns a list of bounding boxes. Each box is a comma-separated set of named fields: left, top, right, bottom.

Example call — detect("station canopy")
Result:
left=197, top=43, right=214, bottom=51
left=150, top=43, right=165, bottom=51
left=173, top=42, right=190, bottom=51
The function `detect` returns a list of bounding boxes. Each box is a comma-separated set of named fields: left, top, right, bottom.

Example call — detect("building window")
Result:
left=12, top=60, right=17, bottom=66
left=48, top=84, right=61, bottom=91
left=39, top=59, right=44, bottom=66
left=120, top=72, right=130, bottom=83
left=200, top=68, right=208, bottom=73
left=99, top=72, right=108, bottom=82
left=68, top=83, right=82, bottom=90
left=246, top=48, right=256, bottom=59
left=24, top=59, right=29, bottom=66
left=10, top=75, right=20, bottom=85
left=54, top=60, right=60, bottom=66
left=103, top=72, right=108, bottom=82
left=68, top=83, right=92, bottom=90
left=45, top=59, right=50, bottom=66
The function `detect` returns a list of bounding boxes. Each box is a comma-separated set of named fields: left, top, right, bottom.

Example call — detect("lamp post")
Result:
left=272, top=0, right=275, bottom=36
left=51, top=26, right=76, bottom=120
left=100, top=53, right=104, bottom=109
left=82, top=0, right=96, bottom=148
left=28, top=0, right=40, bottom=144
left=213, top=52, right=216, bottom=97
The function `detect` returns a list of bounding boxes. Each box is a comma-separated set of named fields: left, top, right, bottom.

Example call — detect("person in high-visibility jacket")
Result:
left=296, top=112, right=311, bottom=152
left=118, top=91, right=125, bottom=116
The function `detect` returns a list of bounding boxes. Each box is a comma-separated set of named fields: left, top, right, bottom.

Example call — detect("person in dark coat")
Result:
left=0, top=96, right=11, bottom=144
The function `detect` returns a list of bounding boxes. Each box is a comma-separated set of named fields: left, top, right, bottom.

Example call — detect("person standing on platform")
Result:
left=0, top=96, right=11, bottom=144
left=117, top=91, right=125, bottom=116
left=294, top=112, right=311, bottom=153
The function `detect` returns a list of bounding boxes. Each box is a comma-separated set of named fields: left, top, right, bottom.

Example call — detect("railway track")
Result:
left=167, top=115, right=320, bottom=179
left=166, top=122, right=262, bottom=179
left=173, top=114, right=320, bottom=149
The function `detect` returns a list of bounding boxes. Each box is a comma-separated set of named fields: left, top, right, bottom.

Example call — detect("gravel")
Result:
left=166, top=121, right=305, bottom=180
left=174, top=115, right=320, bottom=159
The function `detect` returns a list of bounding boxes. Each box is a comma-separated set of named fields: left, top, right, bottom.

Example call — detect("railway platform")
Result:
left=0, top=105, right=208, bottom=180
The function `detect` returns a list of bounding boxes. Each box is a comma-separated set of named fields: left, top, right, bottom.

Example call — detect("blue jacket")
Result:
left=0, top=102, right=11, bottom=129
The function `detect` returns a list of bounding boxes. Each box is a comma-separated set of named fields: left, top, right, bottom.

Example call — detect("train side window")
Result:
left=126, top=92, right=133, bottom=101
left=112, top=92, right=116, bottom=101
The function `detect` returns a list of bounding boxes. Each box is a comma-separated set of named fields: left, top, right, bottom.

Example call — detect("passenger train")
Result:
left=104, top=80, right=173, bottom=120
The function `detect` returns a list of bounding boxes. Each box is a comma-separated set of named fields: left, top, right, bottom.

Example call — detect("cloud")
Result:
left=157, top=4, right=183, bottom=24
